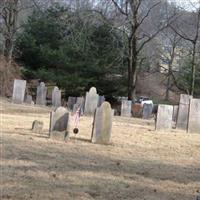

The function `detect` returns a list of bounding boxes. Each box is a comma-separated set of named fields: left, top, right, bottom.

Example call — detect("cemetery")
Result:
left=1, top=0, right=200, bottom=199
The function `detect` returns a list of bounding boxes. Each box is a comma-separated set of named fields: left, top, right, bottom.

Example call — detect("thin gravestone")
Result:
left=36, top=82, right=47, bottom=106
left=176, top=94, right=192, bottom=130
left=49, top=107, right=69, bottom=141
left=188, top=98, right=200, bottom=134
left=12, top=79, right=26, bottom=104
left=142, top=103, right=153, bottom=119
left=98, top=96, right=105, bottom=107
left=91, top=102, right=114, bottom=144
left=84, top=87, right=99, bottom=116
left=52, top=86, right=61, bottom=108
left=121, top=100, right=132, bottom=117
left=156, top=104, right=173, bottom=131
left=25, top=95, right=32, bottom=104
left=67, top=96, right=77, bottom=111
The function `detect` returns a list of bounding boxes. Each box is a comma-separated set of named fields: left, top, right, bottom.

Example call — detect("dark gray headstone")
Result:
left=84, top=87, right=99, bottom=116
left=25, top=95, right=32, bottom=104
left=67, top=96, right=77, bottom=111
left=50, top=107, right=69, bottom=141
left=176, top=94, right=192, bottom=130
left=92, top=102, right=114, bottom=144
left=36, top=82, right=47, bottom=106
left=156, top=104, right=173, bottom=131
left=32, top=120, right=43, bottom=133
left=142, top=103, right=153, bottom=119
left=188, top=98, right=200, bottom=134
left=98, top=96, right=105, bottom=107
left=121, top=100, right=132, bottom=117
left=12, top=79, right=26, bottom=104
left=52, top=86, right=61, bottom=108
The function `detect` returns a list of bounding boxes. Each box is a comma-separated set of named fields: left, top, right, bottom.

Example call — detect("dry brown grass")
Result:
left=0, top=98, right=200, bottom=200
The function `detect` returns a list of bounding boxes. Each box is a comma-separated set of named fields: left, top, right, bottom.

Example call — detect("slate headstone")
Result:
left=98, top=96, right=105, bottom=107
left=156, top=104, right=173, bottom=131
left=67, top=96, right=77, bottom=111
left=176, top=94, right=192, bottom=130
left=121, top=100, right=132, bottom=117
left=52, top=86, right=61, bottom=108
left=36, top=82, right=47, bottom=106
left=142, top=103, right=153, bottom=119
left=84, top=87, right=99, bottom=116
left=91, top=102, right=114, bottom=144
left=188, top=98, right=200, bottom=134
left=50, top=107, right=69, bottom=141
left=12, top=79, right=26, bottom=104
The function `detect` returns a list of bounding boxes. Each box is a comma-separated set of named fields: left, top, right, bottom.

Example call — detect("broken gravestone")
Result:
left=84, top=87, right=99, bottom=116
left=36, top=82, right=47, bottom=106
left=91, top=102, right=114, bottom=144
left=142, top=103, right=153, bottom=119
left=49, top=107, right=69, bottom=141
left=156, top=104, right=173, bottom=131
left=32, top=120, right=43, bottom=133
left=176, top=94, right=192, bottom=130
left=12, top=79, right=26, bottom=104
left=188, top=98, right=200, bottom=134
left=121, top=100, right=132, bottom=117
left=52, top=86, right=61, bottom=108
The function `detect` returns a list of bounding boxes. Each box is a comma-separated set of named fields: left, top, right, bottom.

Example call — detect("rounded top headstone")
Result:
left=89, top=87, right=97, bottom=94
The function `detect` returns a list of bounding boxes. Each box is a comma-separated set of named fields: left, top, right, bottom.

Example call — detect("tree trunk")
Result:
left=191, top=43, right=196, bottom=96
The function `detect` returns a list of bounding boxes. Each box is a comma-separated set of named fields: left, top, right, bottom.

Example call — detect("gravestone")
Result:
left=25, top=95, right=32, bottom=104
left=36, top=82, right=47, bottom=106
left=32, top=120, right=43, bottom=133
left=67, top=96, right=77, bottom=111
left=188, top=98, right=200, bottom=134
left=84, top=87, right=99, bottom=116
left=121, top=100, right=132, bottom=117
left=156, top=104, right=173, bottom=131
left=91, top=102, right=114, bottom=144
left=12, top=79, right=26, bottom=104
left=50, top=107, right=69, bottom=141
left=142, top=103, right=153, bottom=119
left=176, top=94, right=192, bottom=130
left=98, top=96, right=105, bottom=107
left=52, top=86, right=61, bottom=108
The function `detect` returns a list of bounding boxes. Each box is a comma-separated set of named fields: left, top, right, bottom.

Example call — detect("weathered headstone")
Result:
left=67, top=96, right=77, bottom=111
left=52, top=86, right=61, bottom=108
left=91, top=102, right=114, bottom=144
left=50, top=107, right=69, bottom=140
left=176, top=94, right=192, bottom=130
left=98, top=96, right=105, bottom=107
left=84, top=87, right=99, bottom=116
left=121, top=100, right=132, bottom=117
left=142, top=103, right=153, bottom=119
left=12, top=79, right=26, bottom=104
left=156, top=104, right=173, bottom=131
left=24, top=95, right=32, bottom=104
left=36, top=82, right=47, bottom=106
left=32, top=120, right=43, bottom=133
left=188, top=98, right=200, bottom=134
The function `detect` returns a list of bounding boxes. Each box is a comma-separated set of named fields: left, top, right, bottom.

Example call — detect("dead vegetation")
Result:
left=0, top=98, right=200, bottom=200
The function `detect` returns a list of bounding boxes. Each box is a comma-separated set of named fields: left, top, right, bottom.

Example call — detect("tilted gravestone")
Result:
left=98, top=96, right=105, bottom=107
left=91, top=102, right=114, bottom=144
left=52, top=86, right=61, bottom=108
left=121, top=100, right=132, bottom=117
left=36, top=82, right=47, bottom=106
left=24, top=95, right=32, bottom=104
left=188, top=98, right=200, bottom=134
left=156, top=104, right=173, bottom=131
left=49, top=107, right=69, bottom=140
left=12, top=79, right=26, bottom=104
left=142, top=103, right=153, bottom=119
left=84, top=87, right=99, bottom=116
left=176, top=94, right=192, bottom=130
left=67, top=96, right=77, bottom=111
